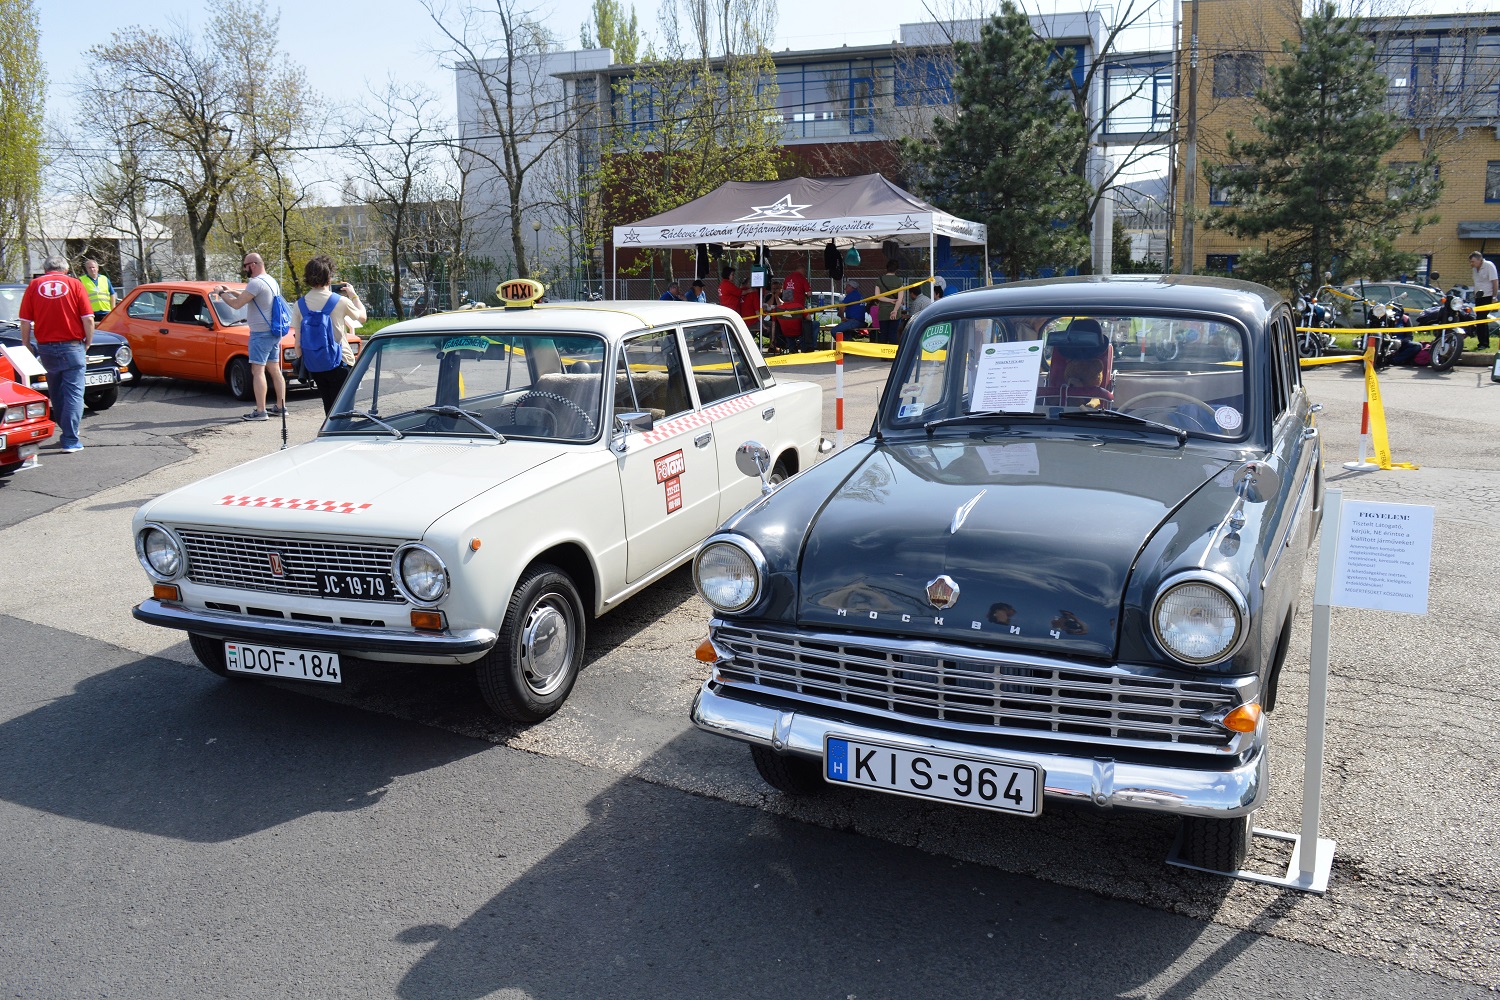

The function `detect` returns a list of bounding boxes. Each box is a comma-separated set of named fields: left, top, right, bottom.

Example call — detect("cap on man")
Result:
left=18, top=255, right=95, bottom=453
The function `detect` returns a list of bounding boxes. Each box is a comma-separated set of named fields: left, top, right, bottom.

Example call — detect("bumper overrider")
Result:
left=132, top=598, right=497, bottom=661
left=691, top=631, right=1268, bottom=820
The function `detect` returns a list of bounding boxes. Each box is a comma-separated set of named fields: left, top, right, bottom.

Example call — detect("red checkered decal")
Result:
left=634, top=393, right=758, bottom=447
left=218, top=495, right=373, bottom=514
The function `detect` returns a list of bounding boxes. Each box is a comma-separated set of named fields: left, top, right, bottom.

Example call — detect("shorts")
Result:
left=248, top=329, right=281, bottom=365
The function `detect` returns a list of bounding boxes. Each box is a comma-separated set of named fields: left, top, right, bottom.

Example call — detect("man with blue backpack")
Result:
left=213, top=252, right=289, bottom=420
left=290, top=255, right=367, bottom=415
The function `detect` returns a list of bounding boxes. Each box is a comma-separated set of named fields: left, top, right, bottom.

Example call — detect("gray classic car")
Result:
left=690, top=275, right=1323, bottom=872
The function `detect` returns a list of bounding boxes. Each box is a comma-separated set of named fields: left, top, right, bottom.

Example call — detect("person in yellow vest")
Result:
left=80, top=257, right=116, bottom=323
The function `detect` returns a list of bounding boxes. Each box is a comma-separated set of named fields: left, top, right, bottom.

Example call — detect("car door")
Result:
left=162, top=292, right=219, bottom=380
left=122, top=289, right=169, bottom=371
left=1266, top=311, right=1319, bottom=566
left=615, top=327, right=720, bottom=583
left=682, top=319, right=775, bottom=522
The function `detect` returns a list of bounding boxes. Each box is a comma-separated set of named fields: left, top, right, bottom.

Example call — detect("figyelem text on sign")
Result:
left=1330, top=500, right=1434, bottom=615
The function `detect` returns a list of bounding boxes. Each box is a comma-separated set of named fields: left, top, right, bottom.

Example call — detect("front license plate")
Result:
left=824, top=736, right=1041, bottom=817
left=84, top=371, right=118, bottom=386
left=315, top=571, right=392, bottom=600
left=225, top=641, right=341, bottom=684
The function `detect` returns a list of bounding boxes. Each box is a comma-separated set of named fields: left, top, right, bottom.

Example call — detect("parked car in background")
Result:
left=0, top=348, right=57, bottom=471
left=1338, top=282, right=1441, bottom=327
left=0, top=283, right=133, bottom=410
left=99, top=281, right=360, bottom=401
left=131, top=285, right=828, bottom=723
left=690, top=274, right=1322, bottom=873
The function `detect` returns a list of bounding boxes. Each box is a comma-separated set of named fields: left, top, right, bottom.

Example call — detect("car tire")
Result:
left=1178, top=813, right=1252, bottom=872
left=771, top=455, right=794, bottom=485
left=84, top=385, right=119, bottom=411
left=188, top=633, right=235, bottom=679
left=476, top=563, right=586, bottom=723
left=226, top=356, right=253, bottom=401
left=749, top=744, right=827, bottom=796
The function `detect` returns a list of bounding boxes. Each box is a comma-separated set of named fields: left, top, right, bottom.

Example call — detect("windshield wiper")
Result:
left=329, top=409, right=404, bottom=439
left=1058, top=408, right=1188, bottom=445
left=924, top=410, right=1045, bottom=435
left=415, top=405, right=507, bottom=442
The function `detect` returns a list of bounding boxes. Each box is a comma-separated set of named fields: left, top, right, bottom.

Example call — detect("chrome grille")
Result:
left=177, top=529, right=403, bottom=603
left=712, top=624, right=1242, bottom=753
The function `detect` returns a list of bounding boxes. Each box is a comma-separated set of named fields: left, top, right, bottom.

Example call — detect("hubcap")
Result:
left=518, top=594, right=574, bottom=696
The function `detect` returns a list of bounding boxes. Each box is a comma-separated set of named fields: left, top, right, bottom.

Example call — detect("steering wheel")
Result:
left=1121, top=390, right=1219, bottom=426
left=516, top=391, right=597, bottom=436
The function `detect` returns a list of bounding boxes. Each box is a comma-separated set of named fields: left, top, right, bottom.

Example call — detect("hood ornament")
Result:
left=926, top=574, right=960, bottom=610
left=950, top=489, right=987, bottom=534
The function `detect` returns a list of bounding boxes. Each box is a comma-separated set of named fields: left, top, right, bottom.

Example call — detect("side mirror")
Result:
left=1229, top=460, right=1281, bottom=530
left=611, top=411, right=654, bottom=452
left=735, top=440, right=774, bottom=495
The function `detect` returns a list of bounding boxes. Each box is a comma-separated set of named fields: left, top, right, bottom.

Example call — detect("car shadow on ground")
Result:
left=0, top=651, right=489, bottom=843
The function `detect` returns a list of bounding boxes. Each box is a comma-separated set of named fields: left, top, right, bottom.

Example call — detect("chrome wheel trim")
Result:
left=518, top=592, right=576, bottom=696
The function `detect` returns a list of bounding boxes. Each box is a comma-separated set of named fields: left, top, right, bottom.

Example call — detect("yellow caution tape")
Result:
left=764, top=350, right=839, bottom=366
left=1359, top=344, right=1418, bottom=471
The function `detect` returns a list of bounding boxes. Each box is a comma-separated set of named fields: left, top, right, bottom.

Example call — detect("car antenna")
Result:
left=280, top=405, right=288, bottom=450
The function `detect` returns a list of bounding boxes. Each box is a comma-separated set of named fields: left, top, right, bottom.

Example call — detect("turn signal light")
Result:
left=695, top=638, right=717, bottom=663
left=410, top=610, right=446, bottom=631
left=153, top=583, right=181, bottom=602
left=469, top=537, right=482, bottom=551
left=1222, top=703, right=1262, bottom=733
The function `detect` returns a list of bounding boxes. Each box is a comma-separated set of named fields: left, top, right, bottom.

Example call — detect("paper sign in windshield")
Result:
left=970, top=342, right=1044, bottom=413
left=1330, top=500, right=1433, bottom=614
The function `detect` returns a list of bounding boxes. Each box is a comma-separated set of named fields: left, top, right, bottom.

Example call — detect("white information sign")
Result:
left=1329, top=500, right=1434, bottom=614
left=970, top=341, right=1044, bottom=413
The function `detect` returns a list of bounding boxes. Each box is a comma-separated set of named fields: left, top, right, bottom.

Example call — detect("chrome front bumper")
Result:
left=132, top=598, right=497, bottom=662
left=692, top=683, right=1268, bottom=819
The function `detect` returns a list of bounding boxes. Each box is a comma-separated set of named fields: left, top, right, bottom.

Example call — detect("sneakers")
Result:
left=242, top=410, right=268, bottom=421
left=61, top=443, right=83, bottom=453
left=266, top=404, right=287, bottom=416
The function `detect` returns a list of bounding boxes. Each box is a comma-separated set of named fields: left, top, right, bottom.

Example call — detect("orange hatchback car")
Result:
left=100, top=281, right=361, bottom=400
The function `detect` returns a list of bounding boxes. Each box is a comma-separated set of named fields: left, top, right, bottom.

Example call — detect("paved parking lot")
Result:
left=1, top=358, right=1497, bottom=996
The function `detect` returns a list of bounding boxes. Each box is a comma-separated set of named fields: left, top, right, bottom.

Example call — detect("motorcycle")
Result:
left=1411, top=289, right=1475, bottom=372
left=1294, top=291, right=1339, bottom=358
left=1356, top=297, right=1411, bottom=368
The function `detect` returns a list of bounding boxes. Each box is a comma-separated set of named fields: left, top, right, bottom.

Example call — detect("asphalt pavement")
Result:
left=1, top=359, right=1497, bottom=997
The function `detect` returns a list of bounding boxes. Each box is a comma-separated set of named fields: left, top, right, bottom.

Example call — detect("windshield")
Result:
left=324, top=332, right=609, bottom=442
left=213, top=298, right=247, bottom=326
left=0, top=286, right=20, bottom=324
left=889, top=312, right=1249, bottom=441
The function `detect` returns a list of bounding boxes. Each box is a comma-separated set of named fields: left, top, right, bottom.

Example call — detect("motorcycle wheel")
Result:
left=1296, top=329, right=1324, bottom=359
left=1429, top=330, right=1463, bottom=372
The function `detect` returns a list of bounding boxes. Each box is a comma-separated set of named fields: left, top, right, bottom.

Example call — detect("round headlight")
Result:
left=137, top=525, right=183, bottom=581
left=114, top=344, right=133, bottom=367
left=396, top=544, right=448, bottom=605
left=694, top=540, right=762, bottom=613
left=1152, top=577, right=1245, bottom=666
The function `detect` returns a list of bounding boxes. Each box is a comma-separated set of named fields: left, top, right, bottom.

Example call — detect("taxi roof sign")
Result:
left=497, top=278, right=545, bottom=308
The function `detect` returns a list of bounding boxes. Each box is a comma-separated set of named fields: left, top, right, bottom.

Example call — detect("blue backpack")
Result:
left=250, top=280, right=291, bottom=339
left=297, top=294, right=343, bottom=373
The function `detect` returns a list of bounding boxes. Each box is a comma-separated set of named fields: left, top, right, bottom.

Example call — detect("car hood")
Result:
left=144, top=436, right=562, bottom=538
left=795, top=438, right=1233, bottom=657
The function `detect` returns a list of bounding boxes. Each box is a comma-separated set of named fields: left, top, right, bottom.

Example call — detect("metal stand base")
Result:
left=1166, top=827, right=1335, bottom=894
left=1341, top=460, right=1378, bottom=471
left=16, top=455, right=40, bottom=471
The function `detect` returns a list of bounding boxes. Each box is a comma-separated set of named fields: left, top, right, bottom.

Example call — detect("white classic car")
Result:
left=132, top=290, right=827, bottom=721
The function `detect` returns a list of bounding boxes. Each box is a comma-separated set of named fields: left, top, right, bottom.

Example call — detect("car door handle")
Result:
left=762, top=407, right=775, bottom=421
left=158, top=328, right=169, bottom=334
left=694, top=432, right=713, bottom=448
left=1302, top=426, right=1319, bottom=440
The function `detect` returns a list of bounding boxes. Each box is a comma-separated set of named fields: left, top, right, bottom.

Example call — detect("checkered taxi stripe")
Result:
left=217, top=495, right=373, bottom=514
left=634, top=393, right=759, bottom=447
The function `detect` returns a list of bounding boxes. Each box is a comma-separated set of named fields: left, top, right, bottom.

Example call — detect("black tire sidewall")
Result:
left=85, top=385, right=119, bottom=411
left=227, top=357, right=253, bottom=400
left=477, top=565, right=586, bottom=723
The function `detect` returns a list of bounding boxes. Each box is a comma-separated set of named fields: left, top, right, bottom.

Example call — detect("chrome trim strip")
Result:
left=1263, top=465, right=1314, bottom=590
left=692, top=684, right=1268, bottom=818
left=132, top=598, right=497, bottom=656
left=950, top=489, right=987, bottom=534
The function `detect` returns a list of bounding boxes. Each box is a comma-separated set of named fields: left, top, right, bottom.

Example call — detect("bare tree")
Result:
left=0, top=0, right=44, bottom=280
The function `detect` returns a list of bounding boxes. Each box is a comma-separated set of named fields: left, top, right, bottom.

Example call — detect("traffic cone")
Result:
left=1342, top=401, right=1377, bottom=471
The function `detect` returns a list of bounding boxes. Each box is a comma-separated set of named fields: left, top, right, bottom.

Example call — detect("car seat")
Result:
left=1041, top=319, right=1114, bottom=405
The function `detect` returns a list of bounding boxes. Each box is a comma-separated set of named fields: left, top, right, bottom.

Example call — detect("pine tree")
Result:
left=1204, top=3, right=1440, bottom=290
left=904, top=4, right=1090, bottom=282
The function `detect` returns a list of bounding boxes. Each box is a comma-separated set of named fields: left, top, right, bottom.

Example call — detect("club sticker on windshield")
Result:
left=1214, top=406, right=1243, bottom=431
left=898, top=403, right=925, bottom=418
left=921, top=324, right=952, bottom=353
left=439, top=336, right=489, bottom=354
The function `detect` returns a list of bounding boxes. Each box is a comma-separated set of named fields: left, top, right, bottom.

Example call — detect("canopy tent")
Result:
left=610, top=173, right=989, bottom=295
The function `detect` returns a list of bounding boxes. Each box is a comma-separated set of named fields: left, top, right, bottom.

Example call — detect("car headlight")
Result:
left=114, top=344, right=133, bottom=367
left=3, top=407, right=20, bottom=423
left=136, top=524, right=184, bottom=581
left=1151, top=572, right=1246, bottom=666
left=394, top=543, right=448, bottom=605
left=283, top=347, right=299, bottom=361
left=26, top=402, right=46, bottom=419
left=694, top=538, right=764, bottom=613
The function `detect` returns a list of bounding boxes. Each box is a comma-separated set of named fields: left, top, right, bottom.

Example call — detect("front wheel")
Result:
left=1429, top=330, right=1463, bottom=372
left=476, top=564, right=586, bottom=723
left=188, top=633, right=235, bottom=679
left=749, top=744, right=827, bottom=796
left=1177, top=813, right=1252, bottom=872
left=85, top=385, right=119, bottom=411
left=226, top=356, right=253, bottom=400
left=1295, top=329, right=1324, bottom=359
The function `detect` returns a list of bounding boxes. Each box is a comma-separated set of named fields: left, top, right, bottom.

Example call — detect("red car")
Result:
left=99, top=281, right=361, bottom=401
left=0, top=350, right=56, bottom=471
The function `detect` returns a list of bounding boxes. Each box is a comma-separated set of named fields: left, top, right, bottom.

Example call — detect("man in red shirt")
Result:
left=19, top=255, right=95, bottom=453
left=717, top=265, right=742, bottom=315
